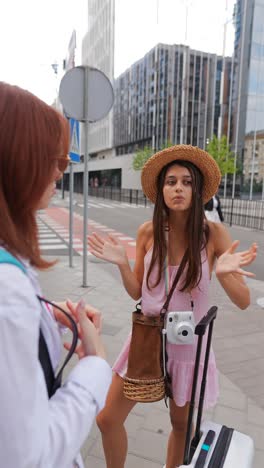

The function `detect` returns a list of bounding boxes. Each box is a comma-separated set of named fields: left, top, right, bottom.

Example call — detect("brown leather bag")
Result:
left=123, top=257, right=184, bottom=403
left=123, top=303, right=166, bottom=402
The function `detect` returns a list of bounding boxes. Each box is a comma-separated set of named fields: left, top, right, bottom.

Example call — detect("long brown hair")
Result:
left=0, top=82, right=70, bottom=269
left=146, top=160, right=209, bottom=292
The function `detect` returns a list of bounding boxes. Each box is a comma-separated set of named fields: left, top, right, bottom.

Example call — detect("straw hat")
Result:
left=141, top=145, right=221, bottom=204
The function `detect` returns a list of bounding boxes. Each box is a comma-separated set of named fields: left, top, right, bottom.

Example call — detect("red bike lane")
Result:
left=40, top=206, right=136, bottom=261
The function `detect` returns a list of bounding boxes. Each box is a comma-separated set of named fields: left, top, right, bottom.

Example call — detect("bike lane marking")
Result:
left=39, top=206, right=136, bottom=261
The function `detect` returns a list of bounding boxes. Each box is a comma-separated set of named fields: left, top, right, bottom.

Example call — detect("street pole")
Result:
left=152, top=46, right=158, bottom=151
left=203, top=53, right=210, bottom=150
left=249, top=27, right=264, bottom=200
left=218, top=0, right=228, bottom=142
left=185, top=2, right=188, bottom=44
left=69, top=162, right=74, bottom=267
left=82, top=66, right=89, bottom=287
left=180, top=49, right=187, bottom=145
left=224, top=50, right=235, bottom=198
left=211, top=57, right=217, bottom=139
left=61, top=173, right=65, bottom=199
left=230, top=0, right=248, bottom=226
left=59, top=65, right=114, bottom=288
left=250, top=130, right=257, bottom=201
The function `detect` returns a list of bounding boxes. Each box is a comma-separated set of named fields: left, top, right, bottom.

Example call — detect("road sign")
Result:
left=59, top=65, right=114, bottom=288
left=69, top=118, right=80, bottom=163
left=59, top=66, right=114, bottom=122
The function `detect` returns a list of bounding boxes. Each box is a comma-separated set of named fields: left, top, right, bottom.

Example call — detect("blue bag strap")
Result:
left=0, top=250, right=57, bottom=396
left=0, top=248, right=78, bottom=398
left=0, top=250, right=26, bottom=274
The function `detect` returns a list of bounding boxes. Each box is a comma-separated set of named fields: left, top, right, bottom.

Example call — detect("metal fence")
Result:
left=60, top=175, right=264, bottom=231
left=88, top=186, right=152, bottom=206
left=88, top=187, right=264, bottom=230
left=221, top=198, right=264, bottom=230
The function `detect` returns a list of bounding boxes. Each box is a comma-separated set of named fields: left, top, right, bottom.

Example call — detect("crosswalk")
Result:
left=37, top=206, right=137, bottom=259
left=76, top=200, right=151, bottom=210
left=37, top=218, right=69, bottom=254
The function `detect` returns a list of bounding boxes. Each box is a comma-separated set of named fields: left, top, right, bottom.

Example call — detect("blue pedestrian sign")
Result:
left=69, top=118, right=80, bottom=163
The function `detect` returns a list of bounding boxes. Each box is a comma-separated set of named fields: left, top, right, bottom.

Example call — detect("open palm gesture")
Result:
left=88, top=232, right=128, bottom=266
left=216, top=240, right=257, bottom=277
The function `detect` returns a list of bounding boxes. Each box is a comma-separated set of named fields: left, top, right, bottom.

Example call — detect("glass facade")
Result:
left=114, top=44, right=230, bottom=154
left=82, top=0, right=115, bottom=154
left=245, top=1, right=264, bottom=135
left=233, top=0, right=264, bottom=184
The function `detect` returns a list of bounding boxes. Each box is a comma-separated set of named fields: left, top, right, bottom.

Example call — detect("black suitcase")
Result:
left=179, top=306, right=254, bottom=468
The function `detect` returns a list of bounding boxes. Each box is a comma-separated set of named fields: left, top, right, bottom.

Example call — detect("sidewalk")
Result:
left=39, top=255, right=264, bottom=467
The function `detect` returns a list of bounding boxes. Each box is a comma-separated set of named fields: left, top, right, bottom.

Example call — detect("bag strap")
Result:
left=183, top=306, right=218, bottom=465
left=37, top=296, right=78, bottom=396
left=0, top=250, right=78, bottom=397
left=163, top=251, right=193, bottom=312
left=0, top=250, right=27, bottom=273
left=161, top=231, right=189, bottom=315
left=38, top=326, right=57, bottom=398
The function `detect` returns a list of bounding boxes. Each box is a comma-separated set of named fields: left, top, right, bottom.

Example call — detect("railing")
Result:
left=88, top=188, right=264, bottom=230
left=88, top=186, right=151, bottom=206
left=60, top=182, right=264, bottom=231
left=221, top=198, right=264, bottom=230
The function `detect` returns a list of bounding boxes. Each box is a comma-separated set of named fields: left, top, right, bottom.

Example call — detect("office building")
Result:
left=244, top=130, right=264, bottom=183
left=232, top=0, right=264, bottom=184
left=114, top=44, right=232, bottom=156
left=82, top=0, right=115, bottom=156
left=79, top=1, right=233, bottom=190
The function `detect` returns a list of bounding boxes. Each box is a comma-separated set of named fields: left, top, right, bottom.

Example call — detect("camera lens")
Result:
left=169, top=317, right=173, bottom=322
left=182, top=330, right=188, bottom=336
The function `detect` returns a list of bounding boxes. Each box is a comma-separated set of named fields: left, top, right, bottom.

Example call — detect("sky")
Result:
left=0, top=0, right=235, bottom=104
left=115, top=0, right=236, bottom=76
left=0, top=0, right=88, bottom=103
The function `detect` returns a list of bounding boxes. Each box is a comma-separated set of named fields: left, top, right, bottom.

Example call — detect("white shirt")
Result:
left=205, top=196, right=221, bottom=223
left=0, top=255, right=112, bottom=468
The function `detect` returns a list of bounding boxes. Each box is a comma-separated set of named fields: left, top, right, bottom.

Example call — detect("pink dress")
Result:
left=113, top=247, right=219, bottom=409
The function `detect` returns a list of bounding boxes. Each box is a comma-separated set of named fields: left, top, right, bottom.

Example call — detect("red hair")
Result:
left=0, top=82, right=70, bottom=269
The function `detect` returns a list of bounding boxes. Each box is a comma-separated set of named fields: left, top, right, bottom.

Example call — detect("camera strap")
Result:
left=160, top=234, right=195, bottom=403
left=37, top=296, right=78, bottom=397
left=161, top=232, right=193, bottom=314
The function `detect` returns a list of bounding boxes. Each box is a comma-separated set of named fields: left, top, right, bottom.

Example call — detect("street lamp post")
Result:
left=249, top=27, right=264, bottom=201
left=230, top=0, right=248, bottom=226
left=51, top=61, right=65, bottom=199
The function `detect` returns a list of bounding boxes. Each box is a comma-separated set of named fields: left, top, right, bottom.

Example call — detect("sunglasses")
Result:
left=56, top=155, right=71, bottom=172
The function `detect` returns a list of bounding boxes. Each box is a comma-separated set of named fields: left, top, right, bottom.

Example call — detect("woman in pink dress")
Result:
left=88, top=145, right=257, bottom=468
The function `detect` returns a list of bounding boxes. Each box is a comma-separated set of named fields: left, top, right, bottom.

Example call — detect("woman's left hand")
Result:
left=215, top=240, right=258, bottom=278
left=53, top=299, right=102, bottom=333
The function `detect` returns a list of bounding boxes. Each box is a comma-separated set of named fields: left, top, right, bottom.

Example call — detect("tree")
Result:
left=132, top=141, right=173, bottom=171
left=132, top=146, right=154, bottom=171
left=206, top=135, right=236, bottom=176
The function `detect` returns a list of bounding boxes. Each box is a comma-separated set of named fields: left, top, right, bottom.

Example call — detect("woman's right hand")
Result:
left=88, top=232, right=128, bottom=266
left=64, top=300, right=106, bottom=360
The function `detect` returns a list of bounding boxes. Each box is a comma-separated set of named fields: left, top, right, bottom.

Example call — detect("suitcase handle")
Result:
left=183, top=306, right=218, bottom=465
left=195, top=306, right=217, bottom=336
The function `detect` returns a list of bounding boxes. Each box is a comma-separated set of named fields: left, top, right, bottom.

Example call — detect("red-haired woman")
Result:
left=0, top=82, right=111, bottom=468
left=88, top=145, right=257, bottom=468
